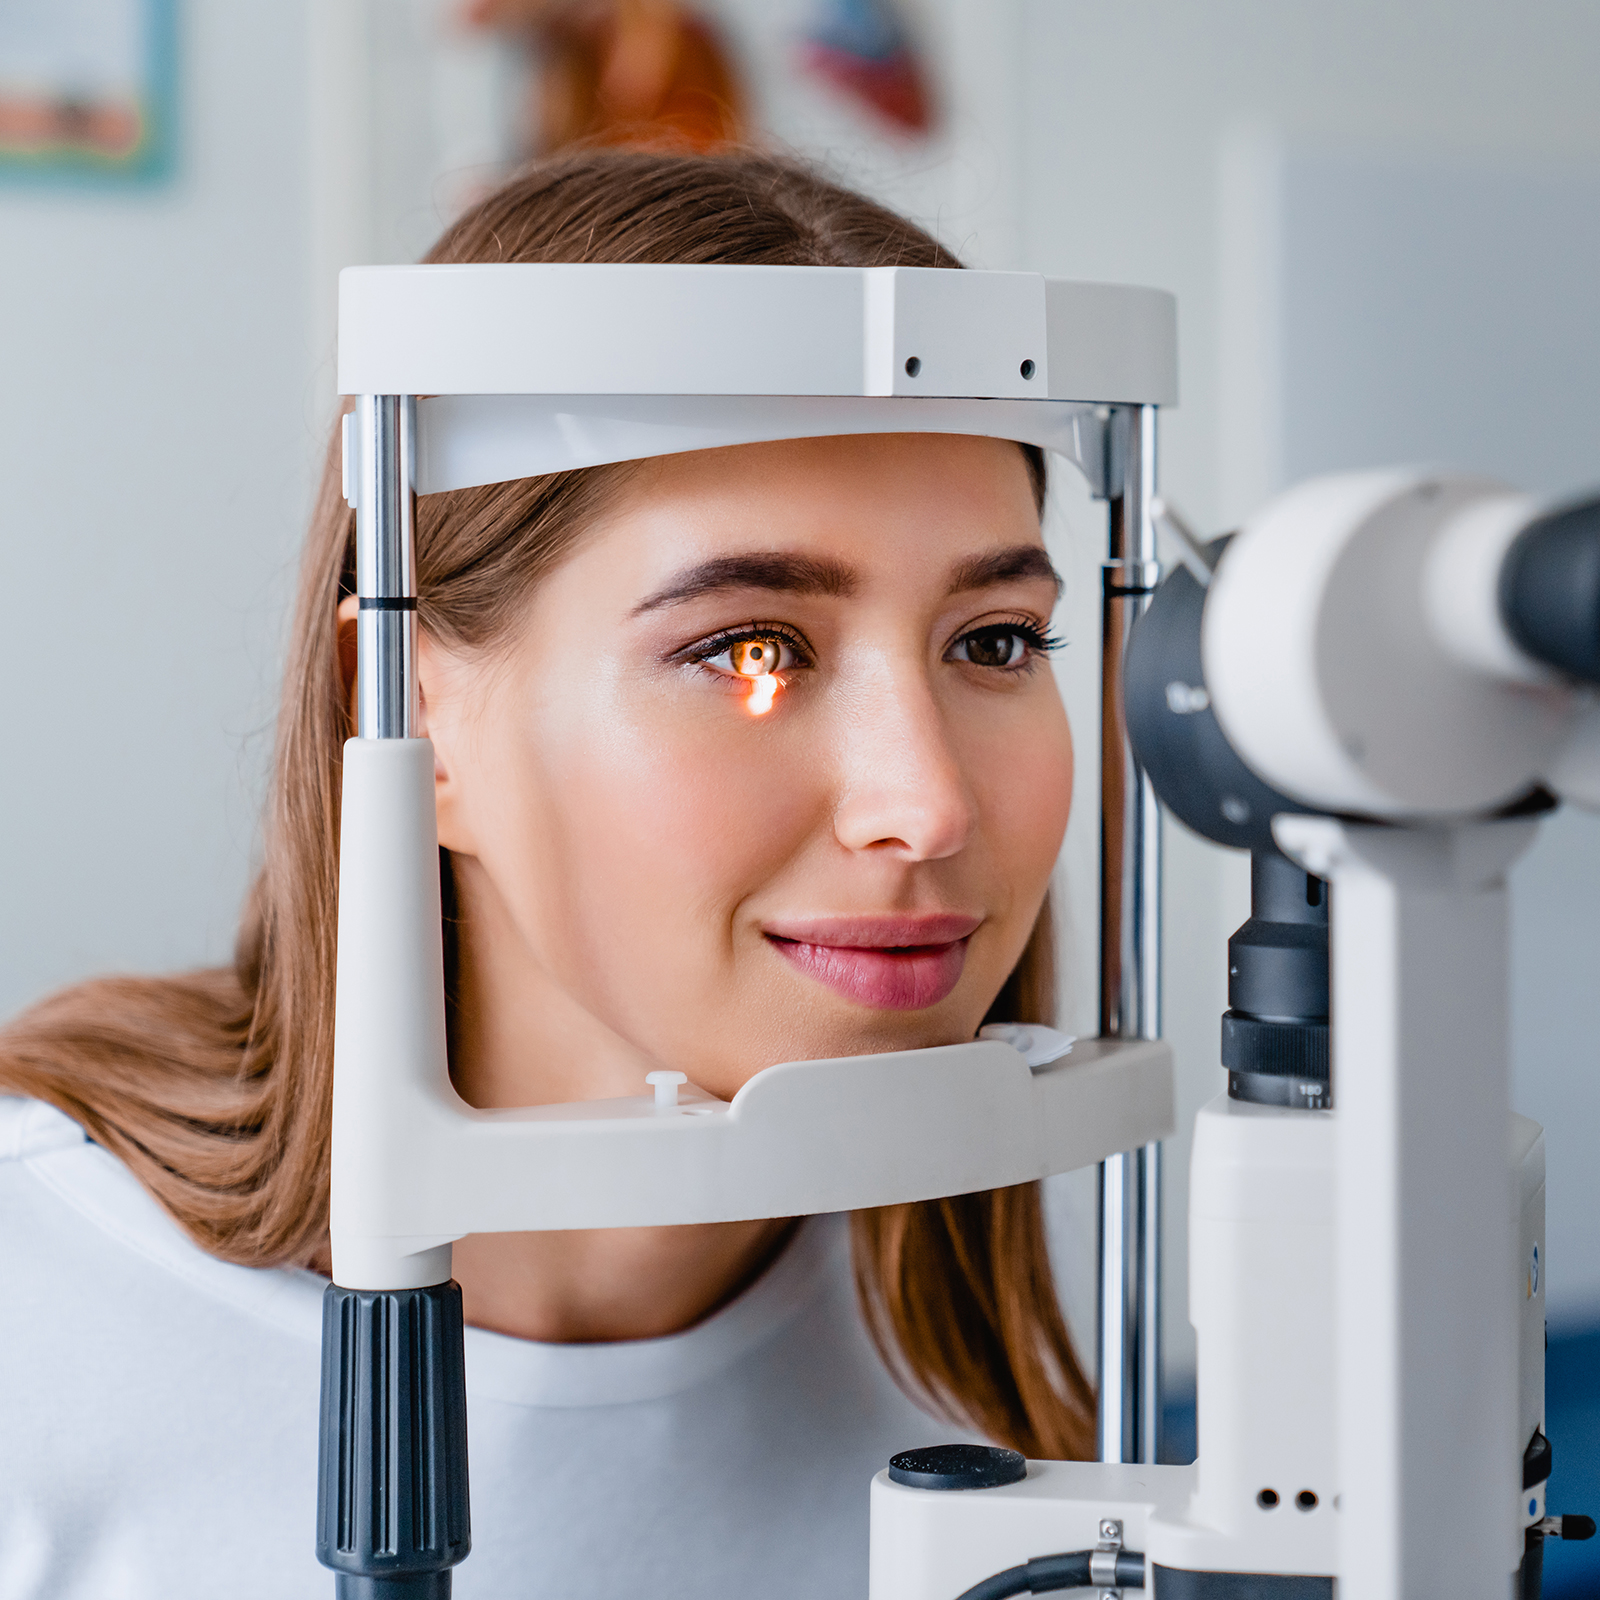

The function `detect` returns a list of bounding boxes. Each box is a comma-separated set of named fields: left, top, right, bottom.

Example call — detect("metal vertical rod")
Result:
left=1096, top=403, right=1164, bottom=1465
left=1138, top=1132, right=1163, bottom=1465
left=1096, top=1151, right=1136, bottom=1458
left=355, top=394, right=418, bottom=741
left=327, top=395, right=471, bottom=1597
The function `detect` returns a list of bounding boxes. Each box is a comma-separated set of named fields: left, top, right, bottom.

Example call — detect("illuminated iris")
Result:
left=729, top=638, right=783, bottom=715
left=679, top=628, right=811, bottom=713
left=730, top=640, right=782, bottom=677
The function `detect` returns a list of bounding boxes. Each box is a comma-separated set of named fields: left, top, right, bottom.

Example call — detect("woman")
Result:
left=0, top=150, right=1092, bottom=1599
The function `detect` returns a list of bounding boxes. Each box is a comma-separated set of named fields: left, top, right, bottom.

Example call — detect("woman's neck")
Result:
left=449, top=1218, right=798, bottom=1344
left=441, top=853, right=794, bottom=1344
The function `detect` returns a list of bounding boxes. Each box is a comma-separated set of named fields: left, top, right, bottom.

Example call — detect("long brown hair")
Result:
left=0, top=150, right=1094, bottom=1461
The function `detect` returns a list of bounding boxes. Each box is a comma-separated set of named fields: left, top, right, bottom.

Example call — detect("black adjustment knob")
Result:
left=888, top=1444, right=1026, bottom=1490
left=317, top=1282, right=471, bottom=1596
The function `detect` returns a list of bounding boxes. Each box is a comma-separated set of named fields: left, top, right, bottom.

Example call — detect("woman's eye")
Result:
left=951, top=626, right=1041, bottom=669
left=696, top=633, right=801, bottom=678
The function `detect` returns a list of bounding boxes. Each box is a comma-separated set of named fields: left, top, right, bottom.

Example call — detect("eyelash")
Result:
left=949, top=615, right=1065, bottom=669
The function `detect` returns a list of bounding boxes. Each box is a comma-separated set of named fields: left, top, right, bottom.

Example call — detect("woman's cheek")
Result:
left=559, top=692, right=822, bottom=919
left=971, top=704, right=1074, bottom=876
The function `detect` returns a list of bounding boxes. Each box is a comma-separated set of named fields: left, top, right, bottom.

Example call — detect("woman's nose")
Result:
left=831, top=670, right=978, bottom=861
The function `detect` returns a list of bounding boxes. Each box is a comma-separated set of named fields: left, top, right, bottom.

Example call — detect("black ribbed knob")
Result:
left=317, top=1281, right=471, bottom=1597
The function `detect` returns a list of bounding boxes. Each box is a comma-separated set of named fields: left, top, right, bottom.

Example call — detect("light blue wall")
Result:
left=1272, top=145, right=1600, bottom=1322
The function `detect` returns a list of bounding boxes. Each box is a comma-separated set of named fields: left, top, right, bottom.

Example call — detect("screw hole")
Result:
left=904, top=356, right=922, bottom=377
left=1257, top=1489, right=1280, bottom=1510
left=1296, top=1490, right=1318, bottom=1511
left=1020, top=358, right=1036, bottom=380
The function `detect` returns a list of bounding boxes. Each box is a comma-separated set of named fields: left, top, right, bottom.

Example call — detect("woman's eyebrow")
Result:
left=945, top=545, right=1063, bottom=599
left=631, top=552, right=859, bottom=614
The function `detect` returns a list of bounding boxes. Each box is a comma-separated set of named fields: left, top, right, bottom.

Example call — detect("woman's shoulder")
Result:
left=0, top=1093, right=88, bottom=1163
left=0, top=1093, right=326, bottom=1341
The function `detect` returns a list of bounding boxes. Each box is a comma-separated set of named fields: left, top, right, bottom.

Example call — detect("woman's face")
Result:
left=421, top=432, right=1073, bottom=1105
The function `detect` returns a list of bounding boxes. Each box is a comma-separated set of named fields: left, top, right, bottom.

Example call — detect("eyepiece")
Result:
left=1500, top=495, right=1600, bottom=684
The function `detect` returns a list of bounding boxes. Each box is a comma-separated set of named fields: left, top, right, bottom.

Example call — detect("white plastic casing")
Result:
left=338, top=264, right=1177, bottom=404
left=1203, top=469, right=1576, bottom=818
left=338, top=265, right=1177, bottom=496
left=1422, top=489, right=1553, bottom=686
left=866, top=1102, right=1547, bottom=1598
left=869, top=1461, right=1193, bottom=1600
left=1276, top=815, right=1529, bottom=1598
left=1171, top=1098, right=1337, bottom=1574
left=411, top=392, right=1107, bottom=497
left=1514, top=1114, right=1547, bottom=1501
left=1546, top=695, right=1600, bottom=810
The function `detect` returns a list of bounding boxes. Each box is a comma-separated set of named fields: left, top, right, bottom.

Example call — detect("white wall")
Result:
left=0, top=1, right=319, bottom=1015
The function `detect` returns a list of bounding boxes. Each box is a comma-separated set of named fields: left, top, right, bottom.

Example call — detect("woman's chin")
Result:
left=749, top=997, right=983, bottom=1076
left=659, top=965, right=997, bottom=1099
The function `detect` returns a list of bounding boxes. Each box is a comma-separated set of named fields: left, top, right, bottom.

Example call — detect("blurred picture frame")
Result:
left=0, top=0, right=177, bottom=184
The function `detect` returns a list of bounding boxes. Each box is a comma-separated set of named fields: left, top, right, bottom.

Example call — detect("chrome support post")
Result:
left=355, top=394, right=418, bottom=741
left=322, top=394, right=471, bottom=1598
left=1138, top=1127, right=1162, bottom=1465
left=1096, top=404, right=1164, bottom=1465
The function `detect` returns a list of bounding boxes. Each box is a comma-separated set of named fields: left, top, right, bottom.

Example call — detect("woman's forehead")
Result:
left=596, top=432, right=1047, bottom=589
left=638, top=429, right=1034, bottom=499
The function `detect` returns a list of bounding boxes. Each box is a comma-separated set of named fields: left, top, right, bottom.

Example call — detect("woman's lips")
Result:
left=763, top=914, right=981, bottom=1012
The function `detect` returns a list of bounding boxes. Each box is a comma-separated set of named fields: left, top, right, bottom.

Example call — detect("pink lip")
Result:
left=763, top=914, right=981, bottom=1012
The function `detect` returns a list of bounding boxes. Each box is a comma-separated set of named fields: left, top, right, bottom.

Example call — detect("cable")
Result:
left=954, top=1549, right=1146, bottom=1599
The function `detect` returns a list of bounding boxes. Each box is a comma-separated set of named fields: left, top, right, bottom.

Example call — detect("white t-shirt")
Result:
left=0, top=1096, right=962, bottom=1599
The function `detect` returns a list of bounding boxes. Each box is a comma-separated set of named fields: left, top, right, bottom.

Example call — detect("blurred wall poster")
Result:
left=0, top=0, right=176, bottom=181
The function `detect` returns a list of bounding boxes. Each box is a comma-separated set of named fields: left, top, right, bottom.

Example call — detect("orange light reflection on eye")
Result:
left=746, top=674, right=779, bottom=715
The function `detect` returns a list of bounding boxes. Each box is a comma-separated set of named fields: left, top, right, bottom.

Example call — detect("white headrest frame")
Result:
left=338, top=264, right=1177, bottom=493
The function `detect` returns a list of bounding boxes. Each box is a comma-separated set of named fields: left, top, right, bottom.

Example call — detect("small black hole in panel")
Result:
left=904, top=356, right=922, bottom=377
left=1020, top=359, right=1036, bottom=379
left=1296, top=1490, right=1319, bottom=1511
left=1258, top=1488, right=1280, bottom=1510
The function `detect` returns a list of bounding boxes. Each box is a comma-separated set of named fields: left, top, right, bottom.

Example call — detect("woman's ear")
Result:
left=336, top=594, right=359, bottom=729
left=334, top=591, right=436, bottom=742
left=339, top=593, right=465, bottom=846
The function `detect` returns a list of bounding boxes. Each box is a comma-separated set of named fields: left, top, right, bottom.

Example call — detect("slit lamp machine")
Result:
left=320, top=261, right=1599, bottom=1599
